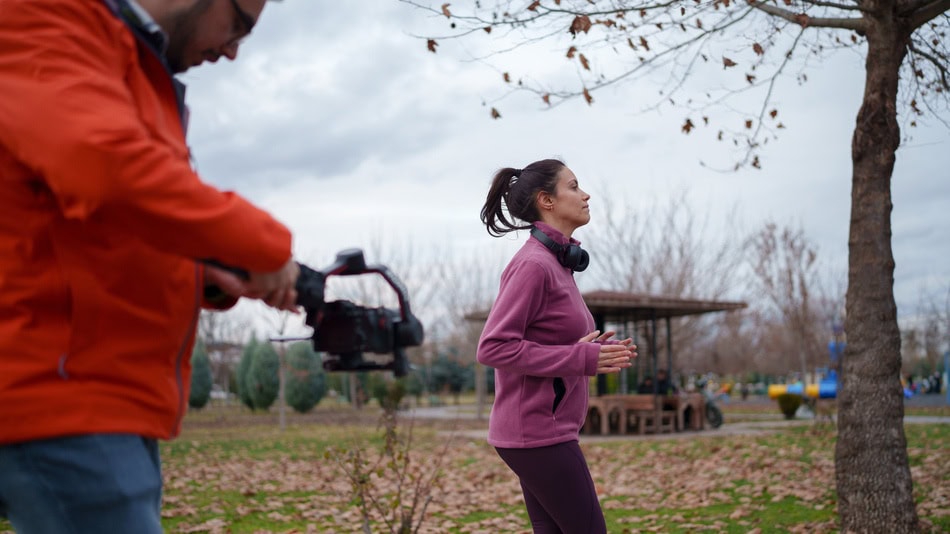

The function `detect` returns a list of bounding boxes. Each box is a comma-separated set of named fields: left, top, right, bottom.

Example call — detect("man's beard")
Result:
left=161, top=0, right=212, bottom=74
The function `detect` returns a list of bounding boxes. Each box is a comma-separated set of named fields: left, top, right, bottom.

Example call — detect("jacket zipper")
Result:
left=171, top=264, right=202, bottom=436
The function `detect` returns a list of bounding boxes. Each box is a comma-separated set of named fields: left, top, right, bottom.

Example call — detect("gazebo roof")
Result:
left=466, top=290, right=747, bottom=322
left=582, top=290, right=747, bottom=321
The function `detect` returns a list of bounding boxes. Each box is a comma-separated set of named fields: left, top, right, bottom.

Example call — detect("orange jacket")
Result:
left=0, top=0, right=293, bottom=444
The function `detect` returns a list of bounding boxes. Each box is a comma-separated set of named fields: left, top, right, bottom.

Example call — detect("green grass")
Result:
left=602, top=496, right=834, bottom=534
left=0, top=409, right=946, bottom=534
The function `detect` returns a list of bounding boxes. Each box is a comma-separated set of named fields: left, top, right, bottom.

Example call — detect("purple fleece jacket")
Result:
left=477, top=222, right=600, bottom=448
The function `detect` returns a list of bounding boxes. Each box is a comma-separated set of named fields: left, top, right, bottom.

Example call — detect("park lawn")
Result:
left=0, top=412, right=946, bottom=533
left=161, top=413, right=947, bottom=533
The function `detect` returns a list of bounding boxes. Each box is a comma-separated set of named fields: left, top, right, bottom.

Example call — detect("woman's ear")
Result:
left=536, top=191, right=555, bottom=211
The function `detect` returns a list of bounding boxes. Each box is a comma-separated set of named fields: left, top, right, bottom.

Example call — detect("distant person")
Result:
left=637, top=375, right=655, bottom=394
left=477, top=158, right=635, bottom=533
left=656, top=368, right=678, bottom=395
left=0, top=1, right=298, bottom=532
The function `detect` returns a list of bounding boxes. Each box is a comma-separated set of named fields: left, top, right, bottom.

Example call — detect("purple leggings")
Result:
left=495, top=440, right=607, bottom=534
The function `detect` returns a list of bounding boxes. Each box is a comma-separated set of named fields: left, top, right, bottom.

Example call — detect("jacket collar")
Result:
left=532, top=221, right=581, bottom=247
left=102, top=0, right=189, bottom=133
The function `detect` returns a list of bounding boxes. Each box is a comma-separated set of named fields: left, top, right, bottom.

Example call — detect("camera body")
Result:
left=294, top=249, right=424, bottom=377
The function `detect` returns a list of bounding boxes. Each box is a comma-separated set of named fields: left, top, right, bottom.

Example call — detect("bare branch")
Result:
left=905, top=0, right=950, bottom=31
left=751, top=1, right=866, bottom=31
left=538, top=5, right=763, bottom=102
left=802, top=0, right=868, bottom=10
left=909, top=41, right=950, bottom=90
left=750, top=29, right=806, bottom=159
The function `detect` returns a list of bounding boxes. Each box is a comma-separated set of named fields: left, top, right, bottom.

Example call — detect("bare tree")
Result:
left=746, top=222, right=828, bottom=380
left=197, top=308, right=252, bottom=402
left=583, top=188, right=745, bottom=374
left=939, top=286, right=950, bottom=357
left=259, top=307, right=299, bottom=431
left=427, top=247, right=510, bottom=418
left=402, top=0, right=949, bottom=527
left=586, top=189, right=742, bottom=297
left=699, top=309, right=761, bottom=375
left=904, top=284, right=950, bottom=377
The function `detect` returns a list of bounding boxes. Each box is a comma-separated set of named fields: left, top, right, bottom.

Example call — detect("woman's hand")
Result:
left=578, top=329, right=616, bottom=344
left=579, top=330, right=637, bottom=374
left=596, top=344, right=635, bottom=374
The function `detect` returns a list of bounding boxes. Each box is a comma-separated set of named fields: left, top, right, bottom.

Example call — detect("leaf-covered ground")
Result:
left=1, top=405, right=946, bottom=533
left=163, top=407, right=948, bottom=533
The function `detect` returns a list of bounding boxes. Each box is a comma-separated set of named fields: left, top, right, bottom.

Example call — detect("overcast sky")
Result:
left=180, top=1, right=949, bottom=332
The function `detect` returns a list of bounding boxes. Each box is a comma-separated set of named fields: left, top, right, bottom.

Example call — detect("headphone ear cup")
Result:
left=563, top=245, right=590, bottom=272
left=531, top=228, right=589, bottom=272
left=572, top=247, right=590, bottom=272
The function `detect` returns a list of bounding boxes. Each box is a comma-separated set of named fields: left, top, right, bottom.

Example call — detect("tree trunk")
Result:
left=835, top=13, right=919, bottom=533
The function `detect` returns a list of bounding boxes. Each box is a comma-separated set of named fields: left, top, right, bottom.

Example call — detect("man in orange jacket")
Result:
left=0, top=0, right=301, bottom=532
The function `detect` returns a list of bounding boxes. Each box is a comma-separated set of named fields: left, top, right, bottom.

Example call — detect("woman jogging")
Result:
left=477, top=158, right=635, bottom=533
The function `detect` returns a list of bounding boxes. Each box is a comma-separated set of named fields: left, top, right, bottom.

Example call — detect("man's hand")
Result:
left=247, top=258, right=300, bottom=312
left=204, top=260, right=300, bottom=312
left=204, top=264, right=250, bottom=299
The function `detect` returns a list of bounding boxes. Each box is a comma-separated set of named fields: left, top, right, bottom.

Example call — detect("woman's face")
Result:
left=544, top=167, right=591, bottom=233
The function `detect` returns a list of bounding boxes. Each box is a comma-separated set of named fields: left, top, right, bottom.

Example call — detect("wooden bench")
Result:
left=584, top=395, right=629, bottom=435
left=584, top=395, right=676, bottom=435
left=623, top=394, right=675, bottom=435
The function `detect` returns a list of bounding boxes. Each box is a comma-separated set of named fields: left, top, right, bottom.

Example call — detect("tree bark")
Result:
left=835, top=8, right=920, bottom=533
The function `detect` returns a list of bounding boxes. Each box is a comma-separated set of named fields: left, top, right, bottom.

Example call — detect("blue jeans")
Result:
left=0, top=434, right=163, bottom=534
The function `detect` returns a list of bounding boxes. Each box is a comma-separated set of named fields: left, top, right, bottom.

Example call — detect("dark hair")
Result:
left=480, top=158, right=565, bottom=237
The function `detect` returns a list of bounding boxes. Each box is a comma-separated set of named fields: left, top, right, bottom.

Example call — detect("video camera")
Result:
left=294, top=249, right=424, bottom=377
left=206, top=249, right=424, bottom=377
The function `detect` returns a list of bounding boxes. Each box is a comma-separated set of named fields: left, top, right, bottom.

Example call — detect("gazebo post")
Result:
left=632, top=320, right=641, bottom=389
left=594, top=312, right=607, bottom=396
left=619, top=312, right=629, bottom=394
left=650, top=309, right=658, bottom=395
left=651, top=308, right=663, bottom=430
left=666, top=316, right=673, bottom=384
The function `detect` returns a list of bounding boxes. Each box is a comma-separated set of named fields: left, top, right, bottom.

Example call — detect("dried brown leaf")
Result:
left=569, top=15, right=592, bottom=35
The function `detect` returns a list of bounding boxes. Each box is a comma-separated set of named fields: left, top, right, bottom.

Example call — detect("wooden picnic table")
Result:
left=583, top=393, right=705, bottom=435
left=663, top=393, right=706, bottom=431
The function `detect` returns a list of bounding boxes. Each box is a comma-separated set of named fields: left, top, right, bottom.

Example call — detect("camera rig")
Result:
left=294, top=249, right=424, bottom=376
left=206, top=249, right=424, bottom=377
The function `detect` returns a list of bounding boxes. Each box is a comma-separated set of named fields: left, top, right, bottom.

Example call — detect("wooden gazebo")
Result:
left=582, top=290, right=747, bottom=395
left=466, top=289, right=747, bottom=430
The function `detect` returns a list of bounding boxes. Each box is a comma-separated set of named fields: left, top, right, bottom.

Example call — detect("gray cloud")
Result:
left=178, top=0, right=949, bottom=316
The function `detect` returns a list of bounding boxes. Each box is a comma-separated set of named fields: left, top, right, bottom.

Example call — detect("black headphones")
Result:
left=530, top=227, right=590, bottom=272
